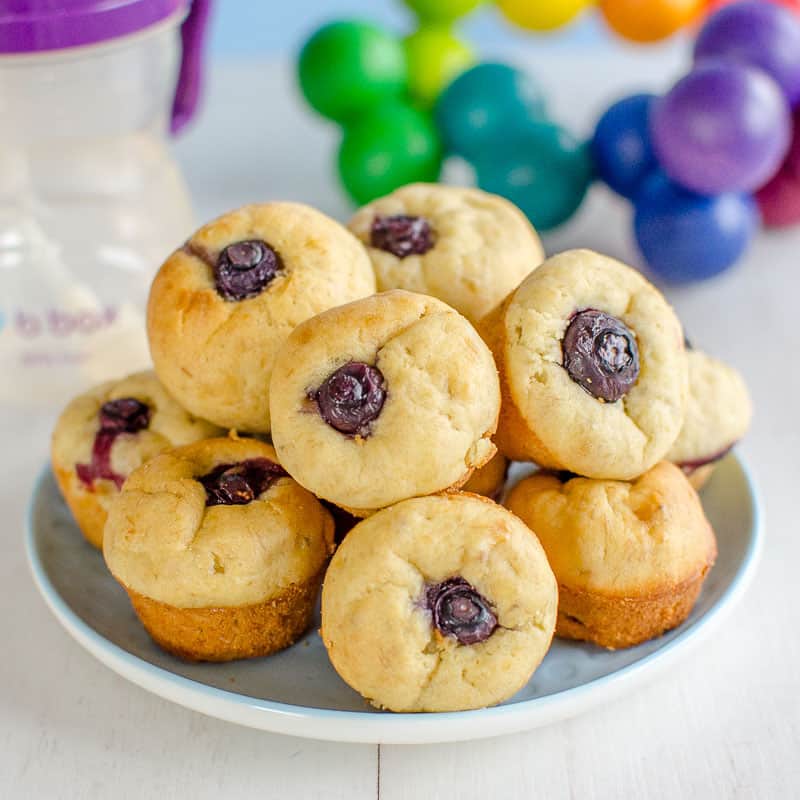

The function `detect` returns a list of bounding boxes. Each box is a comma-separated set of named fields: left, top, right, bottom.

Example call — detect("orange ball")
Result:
left=600, top=0, right=704, bottom=42
left=707, top=0, right=800, bottom=15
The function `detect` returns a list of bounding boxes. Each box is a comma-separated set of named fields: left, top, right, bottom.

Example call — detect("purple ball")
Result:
left=695, top=0, right=800, bottom=107
left=651, top=61, right=791, bottom=195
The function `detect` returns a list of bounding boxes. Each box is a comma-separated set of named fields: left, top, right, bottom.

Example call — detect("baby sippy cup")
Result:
left=0, top=0, right=210, bottom=407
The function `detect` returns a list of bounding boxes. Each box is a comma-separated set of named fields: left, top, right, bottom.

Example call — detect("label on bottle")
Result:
left=0, top=300, right=150, bottom=406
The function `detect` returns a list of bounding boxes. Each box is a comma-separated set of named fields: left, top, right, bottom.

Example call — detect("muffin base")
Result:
left=125, top=573, right=323, bottom=662
left=685, top=463, right=716, bottom=491
left=555, top=566, right=713, bottom=650
left=53, top=466, right=109, bottom=550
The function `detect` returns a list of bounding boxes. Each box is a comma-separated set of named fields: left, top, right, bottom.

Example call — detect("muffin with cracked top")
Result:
left=270, top=290, right=501, bottom=516
left=479, top=249, right=688, bottom=480
left=103, top=436, right=335, bottom=661
left=505, top=462, right=717, bottom=649
left=147, top=202, right=375, bottom=434
left=347, top=183, right=545, bottom=324
left=667, top=350, right=752, bottom=489
left=321, top=492, right=557, bottom=712
left=51, top=370, right=222, bottom=548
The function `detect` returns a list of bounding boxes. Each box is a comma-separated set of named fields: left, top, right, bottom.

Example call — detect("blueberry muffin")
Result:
left=347, top=183, right=544, bottom=324
left=667, top=350, right=752, bottom=489
left=505, top=462, right=717, bottom=650
left=321, top=493, right=557, bottom=712
left=147, top=202, right=376, bottom=433
left=270, top=290, right=501, bottom=515
left=479, top=249, right=688, bottom=479
left=103, top=437, right=334, bottom=662
left=51, top=371, right=222, bottom=548
left=461, top=451, right=509, bottom=501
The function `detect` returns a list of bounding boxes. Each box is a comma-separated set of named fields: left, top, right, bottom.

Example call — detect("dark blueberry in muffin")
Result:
left=313, top=362, right=386, bottom=437
left=562, top=309, right=640, bottom=403
left=76, top=398, right=151, bottom=490
left=370, top=215, right=434, bottom=258
left=214, top=239, right=282, bottom=301
left=200, top=458, right=287, bottom=506
left=426, top=577, right=498, bottom=645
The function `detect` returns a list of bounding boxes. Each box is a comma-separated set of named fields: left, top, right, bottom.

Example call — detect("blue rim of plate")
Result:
left=25, top=457, right=764, bottom=744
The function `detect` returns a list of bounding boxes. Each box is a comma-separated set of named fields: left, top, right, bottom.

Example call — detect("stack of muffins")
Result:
left=51, top=184, right=752, bottom=713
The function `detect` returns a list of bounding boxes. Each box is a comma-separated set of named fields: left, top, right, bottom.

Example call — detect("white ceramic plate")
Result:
left=27, top=455, right=762, bottom=744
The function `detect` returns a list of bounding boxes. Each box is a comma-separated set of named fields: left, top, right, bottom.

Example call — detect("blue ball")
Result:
left=634, top=171, right=758, bottom=283
left=592, top=93, right=658, bottom=200
left=473, top=121, right=594, bottom=231
left=434, top=62, right=546, bottom=159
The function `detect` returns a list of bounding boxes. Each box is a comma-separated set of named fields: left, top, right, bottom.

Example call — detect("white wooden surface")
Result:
left=3, top=48, right=799, bottom=798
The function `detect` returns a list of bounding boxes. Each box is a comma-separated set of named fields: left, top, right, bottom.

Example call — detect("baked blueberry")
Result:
left=200, top=458, right=287, bottom=506
left=370, top=214, right=434, bottom=258
left=426, top=577, right=497, bottom=645
left=214, top=239, right=282, bottom=301
left=313, top=362, right=386, bottom=437
left=562, top=309, right=640, bottom=403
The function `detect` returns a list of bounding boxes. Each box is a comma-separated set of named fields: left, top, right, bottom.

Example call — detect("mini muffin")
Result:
left=505, top=462, right=717, bottom=650
left=479, top=249, right=688, bottom=479
left=461, top=451, right=509, bottom=501
left=347, top=183, right=544, bottom=324
left=147, top=202, right=376, bottom=433
left=667, top=350, right=752, bottom=489
left=270, top=290, right=501, bottom=515
left=103, top=437, right=335, bottom=662
left=321, top=493, right=558, bottom=712
left=51, top=371, right=222, bottom=548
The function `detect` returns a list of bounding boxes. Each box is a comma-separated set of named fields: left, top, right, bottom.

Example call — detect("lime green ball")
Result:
left=404, top=26, right=475, bottom=106
left=338, top=102, right=444, bottom=204
left=298, top=21, right=408, bottom=123
left=403, top=0, right=484, bottom=23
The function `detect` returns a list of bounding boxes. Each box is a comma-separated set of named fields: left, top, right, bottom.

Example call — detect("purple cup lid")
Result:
left=0, top=0, right=190, bottom=54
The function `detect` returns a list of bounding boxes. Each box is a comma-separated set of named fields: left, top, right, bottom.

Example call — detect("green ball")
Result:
left=338, top=102, right=444, bottom=204
left=474, top=122, right=594, bottom=230
left=403, top=0, right=484, bottom=23
left=404, top=26, right=475, bottom=106
left=298, top=21, right=407, bottom=122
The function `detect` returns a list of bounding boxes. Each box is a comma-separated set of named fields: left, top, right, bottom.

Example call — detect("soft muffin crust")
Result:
left=51, top=371, right=222, bottom=548
left=505, top=462, right=717, bottom=648
left=461, top=451, right=509, bottom=500
left=347, top=183, right=545, bottom=324
left=270, top=290, right=500, bottom=514
left=103, top=437, right=334, bottom=608
left=147, top=202, right=376, bottom=433
left=321, top=493, right=558, bottom=712
left=667, top=350, right=752, bottom=486
left=480, top=249, right=688, bottom=479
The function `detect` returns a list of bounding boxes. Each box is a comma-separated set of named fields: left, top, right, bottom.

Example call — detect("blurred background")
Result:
left=207, top=0, right=610, bottom=59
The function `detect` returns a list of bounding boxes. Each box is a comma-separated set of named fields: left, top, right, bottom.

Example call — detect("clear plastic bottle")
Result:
left=0, top=0, right=209, bottom=407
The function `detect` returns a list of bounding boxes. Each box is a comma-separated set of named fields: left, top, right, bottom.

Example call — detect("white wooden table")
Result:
left=3, top=48, right=799, bottom=798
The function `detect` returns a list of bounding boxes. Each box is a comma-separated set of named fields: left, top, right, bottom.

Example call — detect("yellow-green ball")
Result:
left=403, top=0, right=484, bottom=23
left=497, top=0, right=593, bottom=31
left=404, top=27, right=475, bottom=106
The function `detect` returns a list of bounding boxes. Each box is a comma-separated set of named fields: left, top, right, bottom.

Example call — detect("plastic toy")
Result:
left=297, top=0, right=800, bottom=283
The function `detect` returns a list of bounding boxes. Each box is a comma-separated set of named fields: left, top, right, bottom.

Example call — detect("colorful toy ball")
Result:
left=650, top=61, right=791, bottom=195
left=496, top=0, right=592, bottom=31
left=403, top=0, right=484, bottom=23
left=757, top=110, right=800, bottom=226
left=338, top=101, right=443, bottom=204
left=434, top=62, right=546, bottom=159
left=695, top=0, right=800, bottom=106
left=404, top=26, right=475, bottom=106
left=634, top=171, right=758, bottom=282
left=297, top=21, right=407, bottom=123
left=592, top=93, right=658, bottom=200
left=600, top=0, right=704, bottom=43
left=473, top=121, right=594, bottom=230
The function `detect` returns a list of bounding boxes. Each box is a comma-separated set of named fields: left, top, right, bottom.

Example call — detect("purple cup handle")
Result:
left=171, top=0, right=212, bottom=135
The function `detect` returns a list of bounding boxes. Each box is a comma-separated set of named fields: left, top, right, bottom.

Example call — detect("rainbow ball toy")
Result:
left=297, top=0, right=800, bottom=284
